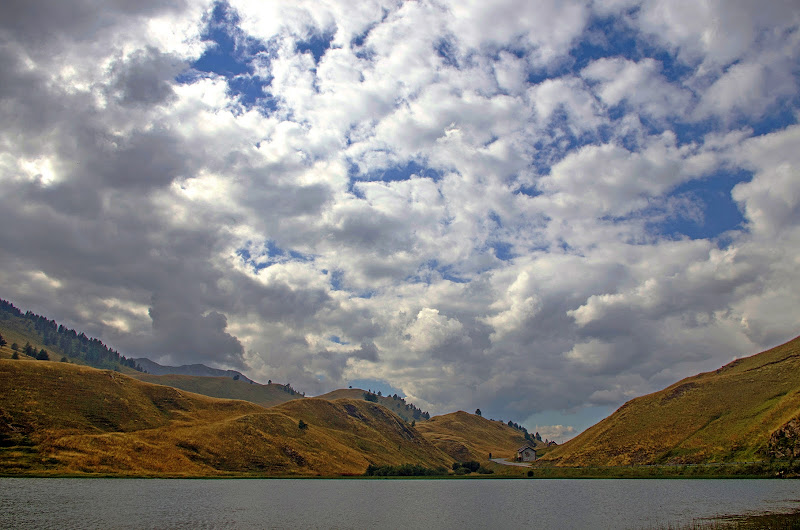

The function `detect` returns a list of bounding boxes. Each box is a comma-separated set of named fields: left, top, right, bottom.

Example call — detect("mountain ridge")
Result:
left=540, top=334, right=800, bottom=467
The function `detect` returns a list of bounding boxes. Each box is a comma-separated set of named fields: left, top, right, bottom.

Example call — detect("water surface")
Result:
left=2, top=478, right=799, bottom=529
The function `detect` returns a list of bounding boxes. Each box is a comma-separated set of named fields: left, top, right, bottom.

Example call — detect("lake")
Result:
left=2, top=478, right=800, bottom=529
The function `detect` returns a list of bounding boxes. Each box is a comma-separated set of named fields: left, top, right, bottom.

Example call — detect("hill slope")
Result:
left=416, top=410, right=537, bottom=461
left=0, top=299, right=141, bottom=372
left=316, top=388, right=430, bottom=423
left=0, top=360, right=451, bottom=476
left=542, top=334, right=800, bottom=466
left=130, top=373, right=300, bottom=408
left=132, top=358, right=255, bottom=383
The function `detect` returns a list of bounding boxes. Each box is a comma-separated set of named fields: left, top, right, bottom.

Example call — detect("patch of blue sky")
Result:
left=435, top=37, right=459, bottom=68
left=347, top=378, right=405, bottom=398
left=409, top=260, right=470, bottom=285
left=296, top=30, right=336, bottom=64
left=353, top=159, right=443, bottom=183
left=327, top=269, right=344, bottom=291
left=514, top=184, right=542, bottom=198
left=650, top=170, right=750, bottom=241
left=489, top=241, right=515, bottom=261
left=328, top=335, right=348, bottom=345
left=571, top=14, right=693, bottom=83
left=530, top=112, right=601, bottom=173
left=236, top=240, right=314, bottom=273
left=187, top=2, right=277, bottom=111
left=736, top=98, right=799, bottom=137
left=523, top=405, right=614, bottom=442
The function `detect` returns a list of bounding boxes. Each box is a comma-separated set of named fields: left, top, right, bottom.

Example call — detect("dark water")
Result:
left=2, top=478, right=800, bottom=529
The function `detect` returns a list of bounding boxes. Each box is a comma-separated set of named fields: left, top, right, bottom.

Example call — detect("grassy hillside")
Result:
left=416, top=410, right=537, bottom=462
left=130, top=373, right=300, bottom=408
left=0, top=299, right=142, bottom=372
left=541, top=334, right=800, bottom=466
left=0, top=359, right=451, bottom=476
left=316, top=388, right=429, bottom=423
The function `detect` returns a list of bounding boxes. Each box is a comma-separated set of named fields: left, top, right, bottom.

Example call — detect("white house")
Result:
left=517, top=445, right=537, bottom=462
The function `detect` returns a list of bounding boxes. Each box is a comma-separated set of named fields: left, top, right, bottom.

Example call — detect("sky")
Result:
left=1, top=0, right=799, bottom=442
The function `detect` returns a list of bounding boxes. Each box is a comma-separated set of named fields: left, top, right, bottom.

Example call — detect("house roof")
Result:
left=517, top=445, right=536, bottom=453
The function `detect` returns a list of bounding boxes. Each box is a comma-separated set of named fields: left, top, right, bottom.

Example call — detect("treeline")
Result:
left=504, top=419, right=541, bottom=443
left=364, top=464, right=448, bottom=477
left=363, top=390, right=431, bottom=420
left=0, top=299, right=143, bottom=372
left=452, top=460, right=494, bottom=475
left=267, top=380, right=304, bottom=396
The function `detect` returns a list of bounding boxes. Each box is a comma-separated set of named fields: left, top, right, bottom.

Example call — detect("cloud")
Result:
left=1, top=0, right=799, bottom=436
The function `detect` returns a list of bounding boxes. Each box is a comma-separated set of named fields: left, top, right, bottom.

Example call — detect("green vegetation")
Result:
left=0, top=299, right=142, bottom=372
left=452, top=460, right=494, bottom=475
left=364, top=464, right=448, bottom=476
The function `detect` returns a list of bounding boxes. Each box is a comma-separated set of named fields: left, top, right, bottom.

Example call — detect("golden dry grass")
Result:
left=542, top=334, right=800, bottom=466
left=130, top=373, right=299, bottom=408
left=0, top=360, right=452, bottom=476
left=415, top=410, right=535, bottom=461
left=316, top=388, right=425, bottom=423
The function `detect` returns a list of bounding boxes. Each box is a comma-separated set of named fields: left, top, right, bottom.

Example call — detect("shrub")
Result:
left=364, top=464, right=447, bottom=477
left=461, top=460, right=480, bottom=473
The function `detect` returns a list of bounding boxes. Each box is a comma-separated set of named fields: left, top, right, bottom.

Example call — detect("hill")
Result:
left=0, top=299, right=142, bottom=372
left=316, top=388, right=430, bottom=423
left=132, top=358, right=255, bottom=383
left=415, top=410, right=538, bottom=461
left=130, top=373, right=302, bottom=408
left=0, top=359, right=451, bottom=476
left=541, top=334, right=800, bottom=466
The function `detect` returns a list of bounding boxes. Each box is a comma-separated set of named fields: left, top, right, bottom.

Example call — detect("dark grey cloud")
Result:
left=147, top=291, right=246, bottom=369
left=0, top=0, right=189, bottom=54
left=109, top=47, right=185, bottom=107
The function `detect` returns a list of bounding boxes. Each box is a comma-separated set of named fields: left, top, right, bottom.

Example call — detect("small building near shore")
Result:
left=517, top=445, right=537, bottom=462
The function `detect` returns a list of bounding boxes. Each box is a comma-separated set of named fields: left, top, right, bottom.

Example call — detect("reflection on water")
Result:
left=1, top=478, right=800, bottom=529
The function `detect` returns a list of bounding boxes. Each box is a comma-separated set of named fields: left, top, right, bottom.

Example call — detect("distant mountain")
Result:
left=129, top=372, right=301, bottom=408
left=132, top=357, right=255, bottom=384
left=541, top=334, right=800, bottom=466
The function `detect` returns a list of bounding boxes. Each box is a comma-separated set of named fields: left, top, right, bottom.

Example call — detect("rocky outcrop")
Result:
left=769, top=417, right=800, bottom=459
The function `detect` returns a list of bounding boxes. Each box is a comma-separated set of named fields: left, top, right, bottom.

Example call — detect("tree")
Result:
left=11, top=351, right=19, bottom=360
left=298, top=420, right=308, bottom=430
left=36, top=349, right=49, bottom=361
left=475, top=408, right=482, bottom=416
left=0, top=333, right=6, bottom=348
left=11, top=343, right=18, bottom=351
left=60, top=356, right=68, bottom=362
left=24, top=342, right=35, bottom=357
left=233, top=374, right=240, bottom=381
